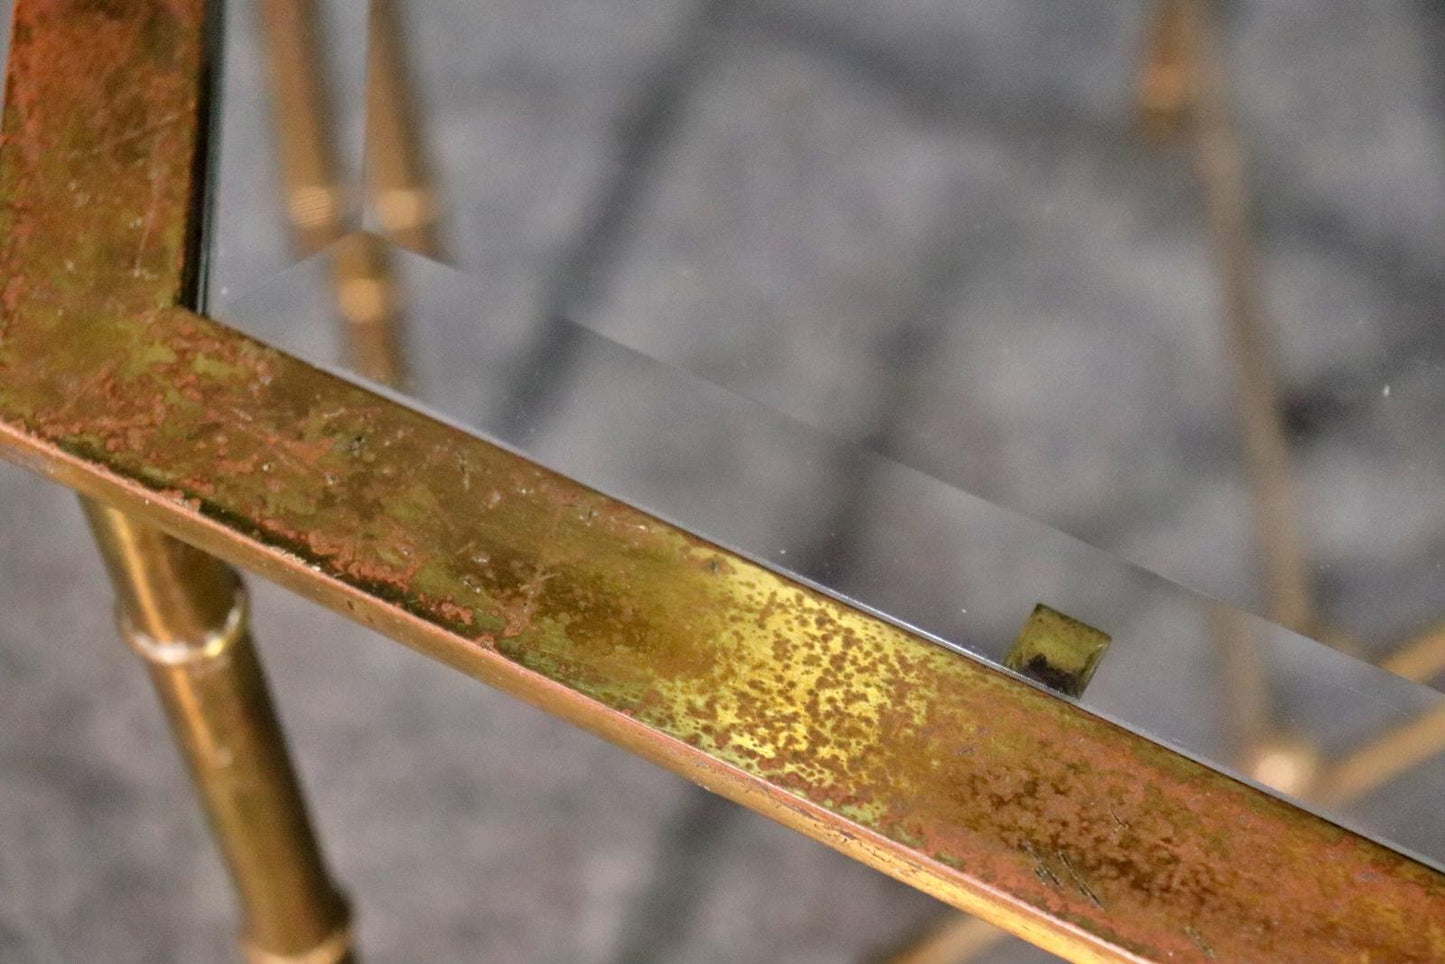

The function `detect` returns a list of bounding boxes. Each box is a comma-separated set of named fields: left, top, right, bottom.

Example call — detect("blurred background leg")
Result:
left=259, top=0, right=412, bottom=389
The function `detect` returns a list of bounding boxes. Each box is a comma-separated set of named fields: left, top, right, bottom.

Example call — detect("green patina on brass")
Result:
left=3, top=3, right=1445, bottom=963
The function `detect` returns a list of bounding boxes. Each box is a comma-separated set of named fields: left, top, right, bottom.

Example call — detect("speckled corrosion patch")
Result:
left=2, top=3, right=1444, bottom=963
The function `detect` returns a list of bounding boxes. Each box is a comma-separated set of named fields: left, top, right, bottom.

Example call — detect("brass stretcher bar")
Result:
left=1, top=2, right=1443, bottom=962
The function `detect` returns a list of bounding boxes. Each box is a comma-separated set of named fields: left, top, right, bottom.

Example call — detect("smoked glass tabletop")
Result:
left=206, top=0, right=1445, bottom=888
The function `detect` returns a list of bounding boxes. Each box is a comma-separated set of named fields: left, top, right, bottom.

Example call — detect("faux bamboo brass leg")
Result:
left=1140, top=0, right=1313, bottom=635
left=81, top=501, right=353, bottom=964
left=259, top=0, right=413, bottom=390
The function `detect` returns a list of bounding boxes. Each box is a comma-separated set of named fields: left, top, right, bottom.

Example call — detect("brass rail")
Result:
left=3, top=2, right=1444, bottom=962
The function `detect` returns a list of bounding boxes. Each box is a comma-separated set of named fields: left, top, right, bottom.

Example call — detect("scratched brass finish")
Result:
left=16, top=317, right=1445, bottom=964
left=82, top=504, right=353, bottom=964
left=4, top=2, right=1445, bottom=962
left=0, top=2, right=352, bottom=960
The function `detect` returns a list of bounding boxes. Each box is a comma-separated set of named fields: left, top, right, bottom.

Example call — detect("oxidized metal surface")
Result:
left=4, top=4, right=355, bottom=962
left=3, top=3, right=1445, bottom=963
left=1003, top=604, right=1111, bottom=699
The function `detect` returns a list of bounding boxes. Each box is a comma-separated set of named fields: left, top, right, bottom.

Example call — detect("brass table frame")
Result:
left=2, top=3, right=1444, bottom=962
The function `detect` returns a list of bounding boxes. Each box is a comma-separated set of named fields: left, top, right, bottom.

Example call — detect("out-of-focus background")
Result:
left=3, top=1, right=1445, bottom=961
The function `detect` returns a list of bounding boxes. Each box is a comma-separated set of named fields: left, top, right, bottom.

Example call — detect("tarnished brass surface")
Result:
left=18, top=317, right=1445, bottom=964
left=4, top=2, right=1445, bottom=962
left=2, top=3, right=351, bottom=960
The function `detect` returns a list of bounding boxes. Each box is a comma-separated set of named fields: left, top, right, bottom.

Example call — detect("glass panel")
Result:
left=207, top=0, right=369, bottom=306
left=205, top=0, right=1445, bottom=906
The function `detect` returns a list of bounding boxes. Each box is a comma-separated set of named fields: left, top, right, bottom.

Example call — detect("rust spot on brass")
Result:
left=1005, top=604, right=1111, bottom=698
left=1, top=4, right=355, bottom=962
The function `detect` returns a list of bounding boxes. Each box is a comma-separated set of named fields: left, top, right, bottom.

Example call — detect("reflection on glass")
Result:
left=206, top=0, right=1445, bottom=957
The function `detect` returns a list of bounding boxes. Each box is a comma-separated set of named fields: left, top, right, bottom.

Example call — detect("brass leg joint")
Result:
left=117, top=584, right=246, bottom=666
left=81, top=501, right=354, bottom=964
